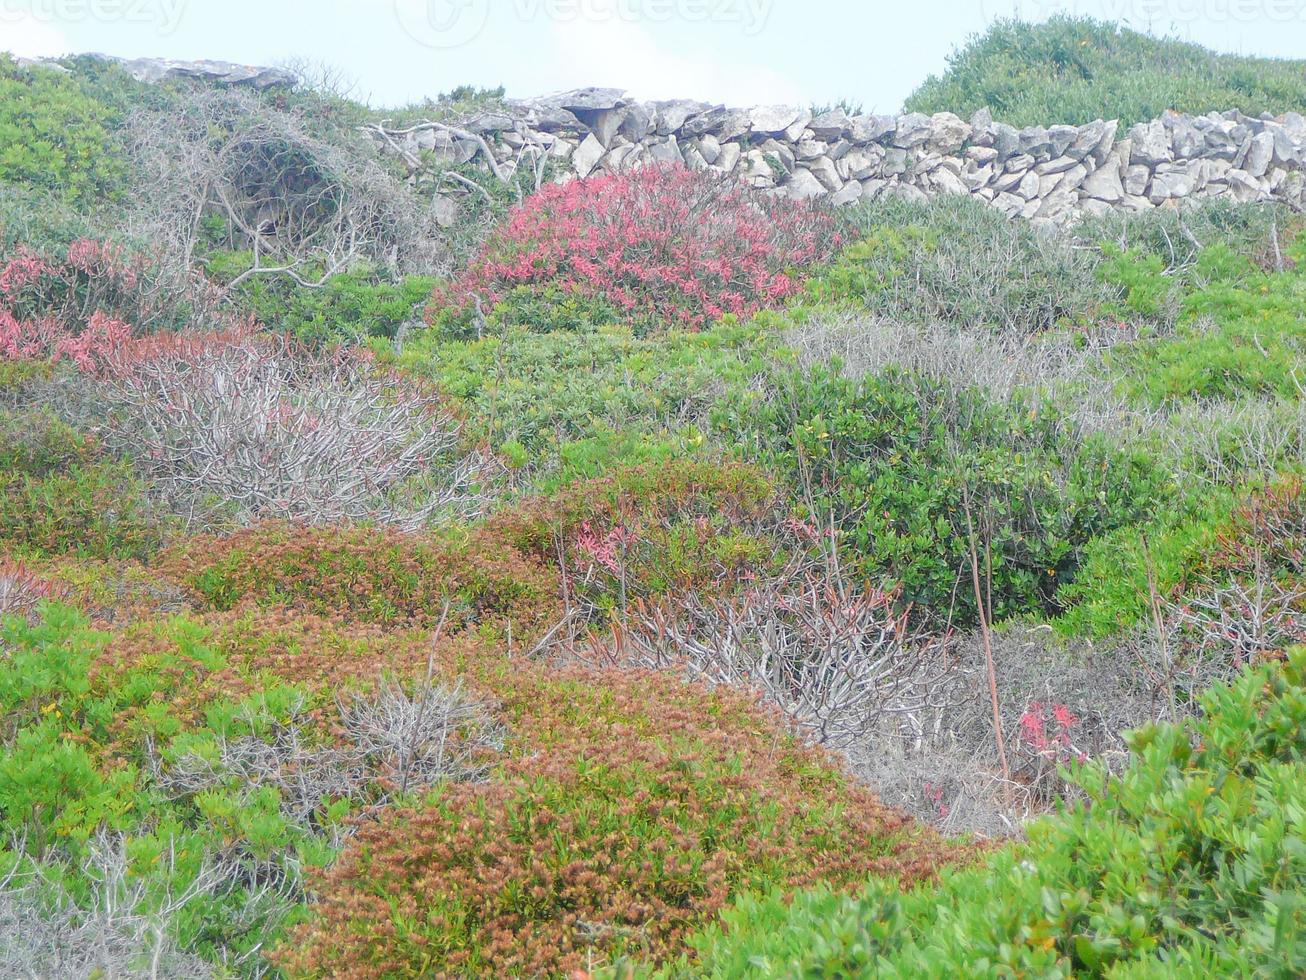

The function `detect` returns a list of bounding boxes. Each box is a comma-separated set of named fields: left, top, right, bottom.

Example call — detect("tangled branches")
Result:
left=98, top=330, right=492, bottom=528
left=158, top=679, right=503, bottom=834
left=590, top=556, right=959, bottom=749
left=123, top=87, right=450, bottom=288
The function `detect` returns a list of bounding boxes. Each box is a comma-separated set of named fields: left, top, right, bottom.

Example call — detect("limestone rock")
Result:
left=572, top=134, right=606, bottom=178
left=810, top=109, right=852, bottom=141
left=784, top=168, right=827, bottom=199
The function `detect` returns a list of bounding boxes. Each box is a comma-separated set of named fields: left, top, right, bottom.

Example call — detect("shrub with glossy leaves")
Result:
left=736, top=366, right=1165, bottom=625
left=429, top=165, right=841, bottom=336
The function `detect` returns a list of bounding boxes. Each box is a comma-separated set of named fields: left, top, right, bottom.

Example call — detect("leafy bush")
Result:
left=1075, top=199, right=1292, bottom=276
left=812, top=195, right=1113, bottom=334
left=0, top=605, right=504, bottom=970
left=736, top=366, right=1164, bottom=624
left=635, top=647, right=1306, bottom=977
left=0, top=239, right=182, bottom=371
left=429, top=165, right=840, bottom=336
left=907, top=16, right=1306, bottom=127
left=0, top=57, right=126, bottom=209
left=0, top=408, right=97, bottom=478
left=1102, top=240, right=1306, bottom=406
left=494, top=459, right=778, bottom=617
left=275, top=665, right=959, bottom=977
left=394, top=320, right=771, bottom=469
left=215, top=265, right=437, bottom=346
left=0, top=410, right=160, bottom=562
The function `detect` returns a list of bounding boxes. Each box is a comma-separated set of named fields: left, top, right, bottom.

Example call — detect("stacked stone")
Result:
left=372, top=87, right=1306, bottom=222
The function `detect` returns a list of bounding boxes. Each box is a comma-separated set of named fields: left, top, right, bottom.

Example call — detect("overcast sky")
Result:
left=3, top=0, right=1305, bottom=110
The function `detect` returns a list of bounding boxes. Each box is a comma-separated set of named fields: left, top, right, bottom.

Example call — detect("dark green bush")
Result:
left=733, top=366, right=1164, bottom=624
left=907, top=16, right=1306, bottom=127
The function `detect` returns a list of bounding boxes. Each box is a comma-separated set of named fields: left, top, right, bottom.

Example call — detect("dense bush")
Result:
left=429, top=165, right=840, bottom=336
left=735, top=366, right=1164, bottom=624
left=160, top=521, right=559, bottom=637
left=494, top=459, right=779, bottom=617
left=0, top=407, right=159, bottom=561
left=813, top=195, right=1113, bottom=334
left=394, top=320, right=771, bottom=476
left=634, top=647, right=1306, bottom=977
left=0, top=57, right=127, bottom=209
left=907, top=16, right=1306, bottom=127
left=275, top=665, right=958, bottom=977
left=0, top=238, right=192, bottom=370
left=213, top=265, right=437, bottom=346
left=1102, top=237, right=1306, bottom=405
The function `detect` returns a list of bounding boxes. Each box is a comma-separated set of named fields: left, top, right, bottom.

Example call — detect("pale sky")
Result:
left=2, top=0, right=1304, bottom=110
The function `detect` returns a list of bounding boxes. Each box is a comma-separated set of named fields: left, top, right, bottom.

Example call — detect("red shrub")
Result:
left=159, top=522, right=560, bottom=637
left=0, top=239, right=197, bottom=371
left=0, top=558, right=66, bottom=622
left=430, top=165, right=841, bottom=334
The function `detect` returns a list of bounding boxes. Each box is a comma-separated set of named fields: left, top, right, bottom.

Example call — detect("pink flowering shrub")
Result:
left=429, top=165, right=841, bottom=335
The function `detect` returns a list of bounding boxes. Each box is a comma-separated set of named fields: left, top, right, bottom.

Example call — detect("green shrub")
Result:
left=212, top=264, right=437, bottom=345
left=630, top=647, right=1306, bottom=977
left=0, top=57, right=127, bottom=209
left=0, top=408, right=98, bottom=478
left=392, top=320, right=771, bottom=473
left=907, top=16, right=1306, bottom=127
left=733, top=366, right=1165, bottom=624
left=814, top=195, right=1113, bottom=334
left=0, top=461, right=160, bottom=562
left=1054, top=490, right=1233, bottom=640
left=1101, top=234, right=1306, bottom=406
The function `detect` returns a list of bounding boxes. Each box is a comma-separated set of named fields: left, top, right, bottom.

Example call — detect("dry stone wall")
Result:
left=370, top=87, right=1306, bottom=224
left=57, top=57, right=1304, bottom=222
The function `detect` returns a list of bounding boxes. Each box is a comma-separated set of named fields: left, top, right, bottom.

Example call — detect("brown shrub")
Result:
left=157, top=521, right=560, bottom=638
left=274, top=663, right=965, bottom=978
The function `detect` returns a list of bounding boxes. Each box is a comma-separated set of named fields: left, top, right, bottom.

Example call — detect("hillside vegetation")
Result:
left=1, top=34, right=1306, bottom=978
left=907, top=15, right=1306, bottom=126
